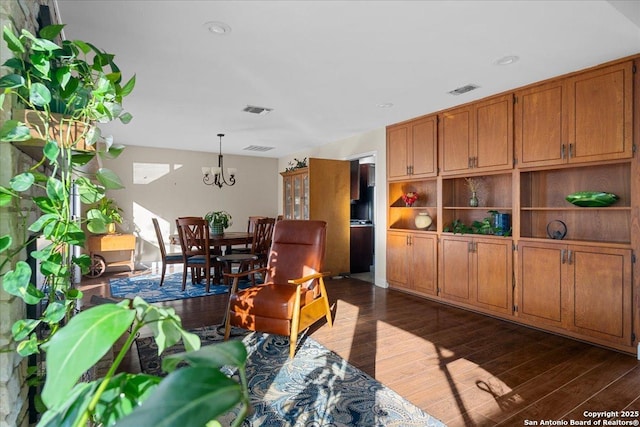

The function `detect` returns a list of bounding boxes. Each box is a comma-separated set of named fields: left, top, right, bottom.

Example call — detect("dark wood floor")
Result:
left=81, top=267, right=640, bottom=427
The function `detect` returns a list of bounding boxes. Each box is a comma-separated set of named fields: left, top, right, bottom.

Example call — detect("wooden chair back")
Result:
left=152, top=218, right=171, bottom=259
left=250, top=217, right=276, bottom=264
left=175, top=217, right=210, bottom=257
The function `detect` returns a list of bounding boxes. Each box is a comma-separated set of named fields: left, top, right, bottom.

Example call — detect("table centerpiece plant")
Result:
left=0, top=23, right=248, bottom=426
left=205, top=210, right=233, bottom=235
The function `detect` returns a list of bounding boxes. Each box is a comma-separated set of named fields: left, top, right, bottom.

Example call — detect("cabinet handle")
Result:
left=473, top=157, right=478, bottom=168
left=468, top=157, right=472, bottom=168
left=567, top=250, right=573, bottom=265
left=569, top=144, right=574, bottom=159
left=409, top=165, right=413, bottom=175
left=406, top=235, right=411, bottom=246
left=468, top=242, right=475, bottom=253
left=561, top=144, right=566, bottom=160
left=561, top=249, right=566, bottom=264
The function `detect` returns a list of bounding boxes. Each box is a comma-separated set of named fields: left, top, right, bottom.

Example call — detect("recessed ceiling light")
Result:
left=376, top=103, right=394, bottom=108
left=495, top=55, right=519, bottom=65
left=204, top=21, right=231, bottom=35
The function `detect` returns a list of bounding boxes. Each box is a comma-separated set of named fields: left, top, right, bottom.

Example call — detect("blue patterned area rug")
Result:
left=136, top=327, right=445, bottom=426
left=109, top=271, right=252, bottom=303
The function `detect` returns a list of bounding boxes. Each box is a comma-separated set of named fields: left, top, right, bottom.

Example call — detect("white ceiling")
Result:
left=55, top=0, right=640, bottom=159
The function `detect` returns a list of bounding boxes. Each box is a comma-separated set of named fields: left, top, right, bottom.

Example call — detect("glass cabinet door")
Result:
left=284, top=176, right=293, bottom=219
left=293, top=174, right=302, bottom=219
left=302, top=173, right=309, bottom=219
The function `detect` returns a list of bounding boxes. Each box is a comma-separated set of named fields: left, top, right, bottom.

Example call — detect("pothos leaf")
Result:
left=2, top=261, right=43, bottom=305
left=96, top=168, right=124, bottom=190
left=0, top=235, right=11, bottom=252
left=10, top=172, right=34, bottom=191
left=41, top=303, right=136, bottom=408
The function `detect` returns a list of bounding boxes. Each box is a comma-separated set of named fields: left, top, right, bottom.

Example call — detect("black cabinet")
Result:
left=350, top=225, right=373, bottom=273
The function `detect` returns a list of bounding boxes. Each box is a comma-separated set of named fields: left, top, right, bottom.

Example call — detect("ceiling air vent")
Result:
left=243, top=145, right=275, bottom=152
left=242, top=105, right=273, bottom=115
left=448, top=84, right=480, bottom=96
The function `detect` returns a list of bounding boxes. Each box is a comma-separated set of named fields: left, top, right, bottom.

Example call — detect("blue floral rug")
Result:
left=109, top=271, right=253, bottom=303
left=136, top=327, right=445, bottom=426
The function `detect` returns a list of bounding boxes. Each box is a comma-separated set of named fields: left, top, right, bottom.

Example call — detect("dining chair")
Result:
left=223, top=220, right=333, bottom=358
left=216, top=217, right=276, bottom=286
left=175, top=217, right=218, bottom=292
left=231, top=216, right=266, bottom=254
left=151, top=218, right=185, bottom=287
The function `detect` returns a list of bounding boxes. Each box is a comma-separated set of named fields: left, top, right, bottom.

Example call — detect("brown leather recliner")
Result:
left=223, top=220, right=333, bottom=357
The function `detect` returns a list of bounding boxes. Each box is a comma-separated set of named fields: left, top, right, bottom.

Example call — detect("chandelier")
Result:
left=202, top=133, right=236, bottom=188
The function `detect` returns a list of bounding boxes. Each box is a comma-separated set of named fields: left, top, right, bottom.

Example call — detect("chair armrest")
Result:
left=287, top=271, right=331, bottom=286
left=223, top=266, right=268, bottom=280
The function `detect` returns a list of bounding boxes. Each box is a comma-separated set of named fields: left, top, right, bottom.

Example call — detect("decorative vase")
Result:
left=469, top=191, right=479, bottom=207
left=107, top=223, right=116, bottom=234
left=210, top=223, right=224, bottom=235
left=414, top=212, right=433, bottom=230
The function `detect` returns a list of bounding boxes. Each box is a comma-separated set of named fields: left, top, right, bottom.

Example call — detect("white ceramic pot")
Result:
left=414, top=212, right=433, bottom=230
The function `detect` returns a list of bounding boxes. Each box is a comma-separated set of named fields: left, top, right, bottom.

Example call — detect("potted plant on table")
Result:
left=205, top=210, right=233, bottom=235
left=0, top=23, right=248, bottom=426
left=87, top=196, right=123, bottom=234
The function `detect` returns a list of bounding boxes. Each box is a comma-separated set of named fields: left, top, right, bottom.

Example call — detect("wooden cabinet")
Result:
left=439, top=93, right=514, bottom=176
left=387, top=231, right=437, bottom=296
left=281, top=158, right=350, bottom=276
left=282, top=168, right=309, bottom=220
left=385, top=55, right=639, bottom=354
left=439, top=235, right=513, bottom=315
left=387, top=114, right=437, bottom=181
left=350, top=225, right=373, bottom=274
left=515, top=61, right=633, bottom=168
left=518, top=241, right=632, bottom=348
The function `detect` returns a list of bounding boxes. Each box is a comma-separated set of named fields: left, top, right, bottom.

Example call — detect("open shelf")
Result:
left=520, top=163, right=631, bottom=244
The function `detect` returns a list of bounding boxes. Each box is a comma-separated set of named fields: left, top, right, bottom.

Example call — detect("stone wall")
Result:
left=0, top=2, right=60, bottom=426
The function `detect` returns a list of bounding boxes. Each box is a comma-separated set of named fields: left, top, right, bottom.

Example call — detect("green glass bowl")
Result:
left=565, top=191, right=619, bottom=207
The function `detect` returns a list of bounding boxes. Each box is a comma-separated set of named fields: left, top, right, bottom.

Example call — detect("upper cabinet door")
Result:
left=567, top=61, right=633, bottom=164
left=515, top=80, right=565, bottom=167
left=387, top=114, right=437, bottom=181
left=515, top=61, right=633, bottom=168
left=387, top=124, right=410, bottom=180
left=474, top=94, right=514, bottom=172
left=439, top=94, right=513, bottom=176
left=439, top=106, right=473, bottom=175
left=410, top=115, right=438, bottom=178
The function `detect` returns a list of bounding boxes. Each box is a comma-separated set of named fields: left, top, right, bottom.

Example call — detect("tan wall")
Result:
left=102, top=145, right=279, bottom=264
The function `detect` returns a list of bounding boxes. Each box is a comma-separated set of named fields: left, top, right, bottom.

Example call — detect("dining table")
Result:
left=169, top=231, right=252, bottom=253
left=169, top=231, right=253, bottom=283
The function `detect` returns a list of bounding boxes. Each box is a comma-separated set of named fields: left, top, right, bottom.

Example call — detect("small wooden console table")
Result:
left=86, top=233, right=135, bottom=277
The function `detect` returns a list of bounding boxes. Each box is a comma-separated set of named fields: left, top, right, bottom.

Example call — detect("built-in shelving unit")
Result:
left=386, top=54, right=639, bottom=354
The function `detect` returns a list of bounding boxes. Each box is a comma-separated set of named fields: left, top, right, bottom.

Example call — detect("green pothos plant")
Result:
left=0, top=24, right=248, bottom=426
